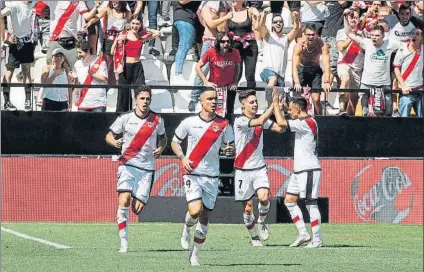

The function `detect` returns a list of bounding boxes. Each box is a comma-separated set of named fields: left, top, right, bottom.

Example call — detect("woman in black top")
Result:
left=223, top=0, right=260, bottom=88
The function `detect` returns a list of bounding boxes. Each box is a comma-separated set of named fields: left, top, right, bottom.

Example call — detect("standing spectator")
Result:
left=33, top=1, right=50, bottom=53
left=173, top=1, right=202, bottom=80
left=126, top=1, right=143, bottom=20
left=224, top=0, right=260, bottom=88
left=344, top=14, right=402, bottom=116
left=78, top=1, right=102, bottom=55
left=69, top=40, right=108, bottom=112
left=44, top=1, right=95, bottom=70
left=300, top=1, right=327, bottom=36
left=271, top=1, right=301, bottom=13
left=412, top=1, right=423, bottom=17
left=292, top=24, right=332, bottom=115
left=158, top=1, right=172, bottom=27
left=393, top=28, right=423, bottom=117
left=111, top=17, right=160, bottom=112
left=336, top=8, right=364, bottom=116
left=189, top=1, right=233, bottom=112
left=1, top=1, right=37, bottom=111
left=86, top=1, right=132, bottom=84
left=40, top=48, right=72, bottom=112
left=195, top=32, right=241, bottom=117
left=321, top=1, right=351, bottom=85
left=389, top=4, right=416, bottom=42
left=140, top=1, right=161, bottom=56
left=258, top=8, right=300, bottom=105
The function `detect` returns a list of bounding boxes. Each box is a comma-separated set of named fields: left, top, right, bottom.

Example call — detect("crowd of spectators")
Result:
left=1, top=1, right=423, bottom=117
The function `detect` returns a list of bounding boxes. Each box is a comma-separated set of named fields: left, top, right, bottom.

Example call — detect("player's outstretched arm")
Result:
left=105, top=132, right=123, bottom=149
left=272, top=89, right=287, bottom=133
left=249, top=103, right=274, bottom=127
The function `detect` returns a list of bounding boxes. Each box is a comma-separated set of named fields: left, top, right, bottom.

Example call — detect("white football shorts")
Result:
left=184, top=175, right=219, bottom=210
left=234, top=167, right=270, bottom=202
left=117, top=165, right=154, bottom=204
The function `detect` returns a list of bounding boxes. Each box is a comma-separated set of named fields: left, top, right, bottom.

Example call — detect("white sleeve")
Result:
left=360, top=38, right=370, bottom=50
left=263, top=119, right=274, bottom=130
left=287, top=119, right=310, bottom=133
left=389, top=39, right=402, bottom=51
left=235, top=116, right=250, bottom=132
left=336, top=29, right=346, bottom=42
left=222, top=124, right=235, bottom=144
left=173, top=119, right=189, bottom=143
left=109, top=114, right=127, bottom=135
left=157, top=117, right=166, bottom=136
left=392, top=48, right=403, bottom=68
left=100, top=60, right=108, bottom=78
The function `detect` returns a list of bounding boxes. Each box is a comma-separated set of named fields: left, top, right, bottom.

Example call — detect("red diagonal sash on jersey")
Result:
left=305, top=118, right=317, bottom=136
left=234, top=126, right=263, bottom=168
left=76, top=57, right=104, bottom=107
left=402, top=52, right=420, bottom=81
left=119, top=113, right=160, bottom=164
left=50, top=2, right=79, bottom=41
left=114, top=31, right=127, bottom=74
left=188, top=118, right=228, bottom=170
left=340, top=42, right=361, bottom=65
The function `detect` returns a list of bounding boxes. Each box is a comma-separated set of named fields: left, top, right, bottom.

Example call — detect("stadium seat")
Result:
left=141, top=59, right=168, bottom=83
left=170, top=61, right=201, bottom=113
left=106, top=88, right=117, bottom=112
left=150, top=88, right=174, bottom=113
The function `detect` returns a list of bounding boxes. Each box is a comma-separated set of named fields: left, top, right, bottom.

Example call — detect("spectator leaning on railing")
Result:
left=393, top=28, right=423, bottom=117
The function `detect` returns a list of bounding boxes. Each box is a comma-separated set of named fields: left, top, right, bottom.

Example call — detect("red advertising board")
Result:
left=1, top=157, right=422, bottom=224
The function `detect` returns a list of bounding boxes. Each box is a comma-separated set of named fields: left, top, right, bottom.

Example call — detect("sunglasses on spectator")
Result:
left=273, top=20, right=283, bottom=24
left=219, top=40, right=230, bottom=44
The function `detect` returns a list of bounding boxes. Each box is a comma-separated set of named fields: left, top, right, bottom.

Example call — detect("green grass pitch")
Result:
left=1, top=223, right=423, bottom=272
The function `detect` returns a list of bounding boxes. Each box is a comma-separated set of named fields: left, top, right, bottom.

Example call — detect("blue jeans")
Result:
left=79, top=107, right=106, bottom=113
left=191, top=40, right=214, bottom=102
left=146, top=1, right=158, bottom=47
left=399, top=94, right=422, bottom=117
left=174, top=20, right=195, bottom=75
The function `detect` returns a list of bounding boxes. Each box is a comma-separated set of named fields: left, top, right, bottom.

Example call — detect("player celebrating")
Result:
left=273, top=96, right=323, bottom=248
left=171, top=90, right=235, bottom=266
left=105, top=86, right=167, bottom=253
left=234, top=89, right=285, bottom=247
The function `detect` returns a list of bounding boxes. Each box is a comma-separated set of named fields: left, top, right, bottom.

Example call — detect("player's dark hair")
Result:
left=370, top=24, right=385, bottom=35
left=303, top=23, right=317, bottom=33
left=135, top=86, right=152, bottom=98
left=238, top=89, right=256, bottom=103
left=77, top=40, right=92, bottom=53
left=291, top=97, right=308, bottom=112
left=215, top=31, right=233, bottom=52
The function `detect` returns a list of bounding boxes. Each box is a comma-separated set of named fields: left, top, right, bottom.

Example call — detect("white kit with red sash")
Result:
left=119, top=113, right=160, bottom=164
left=401, top=51, right=421, bottom=83
left=50, top=1, right=79, bottom=41
left=187, top=118, right=228, bottom=171
left=216, top=86, right=228, bottom=118
left=234, top=126, right=262, bottom=169
left=76, top=57, right=105, bottom=107
left=114, top=30, right=127, bottom=74
left=339, top=40, right=361, bottom=65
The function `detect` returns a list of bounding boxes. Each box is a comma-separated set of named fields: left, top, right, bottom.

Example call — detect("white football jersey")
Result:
left=234, top=116, right=273, bottom=170
left=287, top=117, right=321, bottom=173
left=393, top=43, right=423, bottom=89
left=173, top=114, right=234, bottom=177
left=110, top=111, right=165, bottom=171
left=389, top=21, right=415, bottom=42
left=73, top=57, right=108, bottom=109
left=46, top=1, right=88, bottom=39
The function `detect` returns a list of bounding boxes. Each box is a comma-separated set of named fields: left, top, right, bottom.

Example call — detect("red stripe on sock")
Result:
left=293, top=216, right=300, bottom=224
left=259, top=212, right=267, bottom=217
left=247, top=221, right=256, bottom=230
left=118, top=221, right=126, bottom=231
left=194, top=237, right=205, bottom=244
left=311, top=219, right=319, bottom=228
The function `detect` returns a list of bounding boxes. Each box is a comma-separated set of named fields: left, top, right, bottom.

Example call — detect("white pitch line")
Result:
left=1, top=227, right=71, bottom=249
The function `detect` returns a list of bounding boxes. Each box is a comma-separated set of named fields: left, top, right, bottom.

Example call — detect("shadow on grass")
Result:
left=206, top=263, right=301, bottom=267
left=265, top=244, right=370, bottom=248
